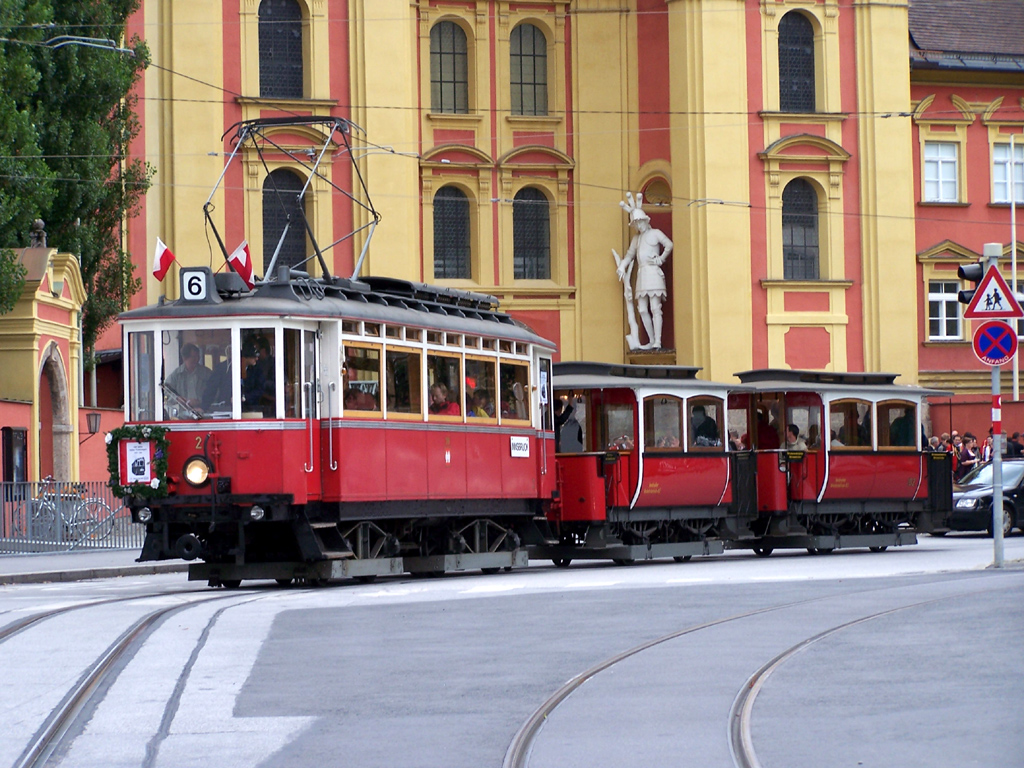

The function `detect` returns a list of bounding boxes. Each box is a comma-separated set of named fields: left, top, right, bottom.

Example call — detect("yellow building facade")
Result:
left=118, top=0, right=923, bottom=386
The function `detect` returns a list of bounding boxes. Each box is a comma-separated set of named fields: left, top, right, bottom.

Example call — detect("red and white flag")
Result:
left=152, top=237, right=175, bottom=281
left=228, top=240, right=254, bottom=289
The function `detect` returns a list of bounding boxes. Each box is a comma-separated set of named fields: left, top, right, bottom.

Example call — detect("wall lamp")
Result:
left=79, top=412, right=102, bottom=445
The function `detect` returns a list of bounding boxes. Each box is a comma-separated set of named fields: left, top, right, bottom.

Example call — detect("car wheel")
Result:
left=988, top=506, right=1013, bottom=538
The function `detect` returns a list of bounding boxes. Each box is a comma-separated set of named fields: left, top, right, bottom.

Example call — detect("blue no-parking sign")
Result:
left=973, top=320, right=1018, bottom=366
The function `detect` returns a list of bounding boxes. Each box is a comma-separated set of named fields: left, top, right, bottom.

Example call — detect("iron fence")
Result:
left=0, top=480, right=145, bottom=554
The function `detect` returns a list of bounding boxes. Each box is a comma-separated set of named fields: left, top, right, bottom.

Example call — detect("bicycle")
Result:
left=7, top=478, right=115, bottom=543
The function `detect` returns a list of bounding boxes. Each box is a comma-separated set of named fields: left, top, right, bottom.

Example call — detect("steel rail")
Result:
left=727, top=589, right=996, bottom=768
left=504, top=581, right=1004, bottom=768
left=11, top=591, right=259, bottom=768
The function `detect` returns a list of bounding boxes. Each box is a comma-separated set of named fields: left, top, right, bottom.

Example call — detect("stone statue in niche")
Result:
left=612, top=192, right=673, bottom=350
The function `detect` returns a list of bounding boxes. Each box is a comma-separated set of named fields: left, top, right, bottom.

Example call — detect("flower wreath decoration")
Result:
left=105, top=424, right=171, bottom=500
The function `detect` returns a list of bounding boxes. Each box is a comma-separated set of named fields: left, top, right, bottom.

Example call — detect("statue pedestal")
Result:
left=627, top=348, right=676, bottom=366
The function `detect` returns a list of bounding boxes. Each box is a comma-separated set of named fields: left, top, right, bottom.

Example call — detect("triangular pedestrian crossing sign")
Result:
left=963, top=265, right=1024, bottom=319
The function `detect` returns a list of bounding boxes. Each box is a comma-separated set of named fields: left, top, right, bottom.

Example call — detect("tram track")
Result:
left=503, top=581, right=1005, bottom=768
left=5, top=588, right=277, bottom=768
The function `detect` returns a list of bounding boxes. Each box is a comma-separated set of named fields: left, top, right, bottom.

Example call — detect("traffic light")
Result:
left=957, top=261, right=985, bottom=305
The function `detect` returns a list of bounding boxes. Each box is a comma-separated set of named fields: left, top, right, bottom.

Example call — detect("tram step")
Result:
left=306, top=522, right=355, bottom=559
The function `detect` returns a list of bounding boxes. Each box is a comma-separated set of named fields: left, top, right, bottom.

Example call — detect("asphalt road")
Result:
left=0, top=534, right=1021, bottom=768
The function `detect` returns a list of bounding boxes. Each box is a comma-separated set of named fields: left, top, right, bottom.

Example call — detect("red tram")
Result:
left=536, top=362, right=952, bottom=565
left=112, top=268, right=557, bottom=585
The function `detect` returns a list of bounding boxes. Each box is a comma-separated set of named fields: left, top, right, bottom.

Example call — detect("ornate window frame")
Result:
left=758, top=134, right=849, bottom=282
left=239, top=0, right=333, bottom=119
left=761, top=1, right=840, bottom=116
left=913, top=94, right=974, bottom=205
left=420, top=150, right=488, bottom=286
left=241, top=126, right=334, bottom=278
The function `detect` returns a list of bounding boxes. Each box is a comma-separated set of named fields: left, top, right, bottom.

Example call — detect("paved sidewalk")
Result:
left=0, top=549, right=187, bottom=585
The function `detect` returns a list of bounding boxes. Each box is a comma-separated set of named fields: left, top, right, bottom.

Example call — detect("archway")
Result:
left=37, top=343, right=72, bottom=481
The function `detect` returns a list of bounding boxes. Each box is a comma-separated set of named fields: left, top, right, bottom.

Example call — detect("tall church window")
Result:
left=434, top=186, right=471, bottom=279
left=263, top=169, right=308, bottom=274
left=259, top=0, right=304, bottom=99
left=778, top=12, right=814, bottom=113
left=782, top=179, right=819, bottom=280
left=510, top=24, right=548, bottom=116
left=430, top=21, right=469, bottom=114
left=513, top=187, right=550, bottom=279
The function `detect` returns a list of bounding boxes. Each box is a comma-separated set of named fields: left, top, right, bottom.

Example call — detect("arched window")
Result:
left=434, top=186, right=471, bottom=279
left=263, top=169, right=308, bottom=274
left=510, top=23, right=547, bottom=116
left=513, top=187, right=550, bottom=279
left=782, top=179, right=819, bottom=280
left=430, top=21, right=469, bottom=114
left=259, top=0, right=303, bottom=99
left=778, top=12, right=814, bottom=113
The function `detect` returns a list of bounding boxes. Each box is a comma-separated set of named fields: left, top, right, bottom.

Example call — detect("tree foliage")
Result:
left=0, top=0, right=151, bottom=353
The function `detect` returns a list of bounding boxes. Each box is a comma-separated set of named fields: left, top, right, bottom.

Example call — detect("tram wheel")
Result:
left=275, top=578, right=294, bottom=587
left=673, top=555, right=692, bottom=563
left=808, top=547, right=834, bottom=556
left=752, top=545, right=773, bottom=558
left=869, top=545, right=888, bottom=553
left=612, top=558, right=636, bottom=566
left=221, top=579, right=242, bottom=589
left=552, top=557, right=572, bottom=568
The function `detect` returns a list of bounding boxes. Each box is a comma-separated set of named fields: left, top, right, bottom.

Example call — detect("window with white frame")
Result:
left=927, top=280, right=961, bottom=340
left=924, top=142, right=959, bottom=203
left=993, top=143, right=1024, bottom=204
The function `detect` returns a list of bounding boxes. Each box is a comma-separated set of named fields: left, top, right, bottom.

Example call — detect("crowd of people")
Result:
left=928, top=429, right=1024, bottom=482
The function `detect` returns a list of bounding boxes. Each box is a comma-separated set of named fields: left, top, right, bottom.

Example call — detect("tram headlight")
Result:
left=183, top=456, right=212, bottom=487
left=137, top=507, right=152, bottom=523
left=249, top=505, right=265, bottom=521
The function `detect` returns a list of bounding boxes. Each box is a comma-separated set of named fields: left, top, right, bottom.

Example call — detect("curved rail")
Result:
left=505, top=585, right=999, bottom=768
left=10, top=590, right=255, bottom=768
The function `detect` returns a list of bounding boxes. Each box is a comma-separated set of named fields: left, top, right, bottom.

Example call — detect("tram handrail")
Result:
left=328, top=381, right=338, bottom=471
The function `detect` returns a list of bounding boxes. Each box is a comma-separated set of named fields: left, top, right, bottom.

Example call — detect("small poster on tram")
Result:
left=121, top=440, right=155, bottom=484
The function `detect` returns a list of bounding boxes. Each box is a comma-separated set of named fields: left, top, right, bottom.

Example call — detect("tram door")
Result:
left=302, top=328, right=321, bottom=500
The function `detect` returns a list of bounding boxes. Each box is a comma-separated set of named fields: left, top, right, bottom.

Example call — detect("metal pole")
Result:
left=1013, top=134, right=1019, bottom=400
left=984, top=242, right=1005, bottom=568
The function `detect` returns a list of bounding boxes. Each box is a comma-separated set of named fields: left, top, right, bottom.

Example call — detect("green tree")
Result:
left=0, top=1, right=54, bottom=309
left=0, top=0, right=151, bottom=355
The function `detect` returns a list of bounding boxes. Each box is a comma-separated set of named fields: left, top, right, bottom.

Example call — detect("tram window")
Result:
left=342, top=321, right=358, bottom=335
left=482, top=338, right=497, bottom=351
left=445, top=333, right=461, bottom=346
left=343, top=345, right=381, bottom=412
left=785, top=404, right=822, bottom=451
left=753, top=395, right=784, bottom=449
left=644, top=396, right=683, bottom=449
left=465, top=357, right=496, bottom=419
left=539, top=358, right=552, bottom=431
left=554, top=392, right=587, bottom=452
left=364, top=323, right=380, bottom=337
left=830, top=399, right=871, bottom=448
left=128, top=331, right=155, bottom=422
left=239, top=328, right=276, bottom=417
left=283, top=329, right=303, bottom=418
left=427, top=353, right=463, bottom=418
left=426, top=331, right=442, bottom=345
left=688, top=397, right=723, bottom=450
left=302, top=330, right=317, bottom=418
left=465, top=336, right=481, bottom=349
left=727, top=394, right=751, bottom=450
left=161, top=329, right=224, bottom=421
left=603, top=403, right=635, bottom=450
left=499, top=340, right=513, bottom=354
left=499, top=361, right=530, bottom=421
left=386, top=349, right=422, bottom=416
left=385, top=325, right=402, bottom=339
left=879, top=400, right=917, bottom=449
left=188, top=329, right=235, bottom=418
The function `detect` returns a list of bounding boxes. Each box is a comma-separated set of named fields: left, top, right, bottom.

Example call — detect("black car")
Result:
left=949, top=459, right=1024, bottom=536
